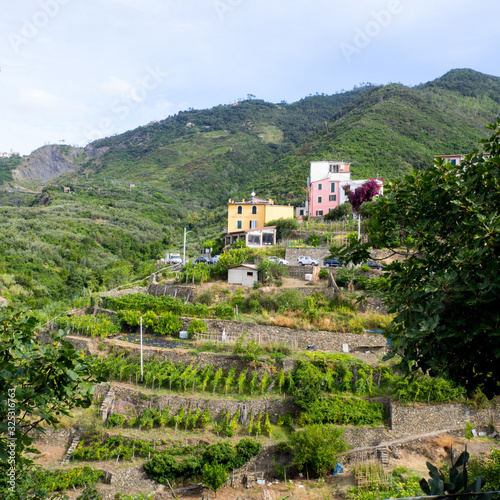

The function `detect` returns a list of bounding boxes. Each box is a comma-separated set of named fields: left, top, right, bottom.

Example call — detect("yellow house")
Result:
left=227, top=193, right=294, bottom=233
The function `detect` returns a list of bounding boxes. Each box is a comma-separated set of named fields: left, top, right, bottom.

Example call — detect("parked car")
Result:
left=165, top=253, right=182, bottom=265
left=194, top=256, right=213, bottom=265
left=364, top=261, right=384, bottom=270
left=323, top=258, right=342, bottom=267
left=297, top=256, right=319, bottom=266
left=268, top=256, right=289, bottom=265
left=211, top=254, right=221, bottom=264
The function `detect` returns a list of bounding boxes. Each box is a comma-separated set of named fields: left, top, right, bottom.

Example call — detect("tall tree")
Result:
left=340, top=120, right=500, bottom=397
left=0, top=308, right=100, bottom=498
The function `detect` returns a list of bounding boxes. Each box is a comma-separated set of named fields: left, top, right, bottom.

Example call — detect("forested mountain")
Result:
left=1, top=68, right=500, bottom=308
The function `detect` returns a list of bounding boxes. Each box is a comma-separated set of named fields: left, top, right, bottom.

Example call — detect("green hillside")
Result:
left=2, top=68, right=500, bottom=307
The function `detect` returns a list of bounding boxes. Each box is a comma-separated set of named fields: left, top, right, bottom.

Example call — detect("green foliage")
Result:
left=265, top=218, right=300, bottom=240
left=154, top=312, right=182, bottom=336
left=187, top=317, right=207, bottom=337
left=0, top=308, right=100, bottom=494
left=290, top=424, right=348, bottom=476
left=257, top=259, right=289, bottom=284
left=55, top=313, right=121, bottom=338
left=297, top=395, right=384, bottom=426
left=144, top=437, right=259, bottom=486
left=324, top=202, right=353, bottom=221
left=233, top=336, right=263, bottom=362
left=420, top=449, right=492, bottom=499
left=341, top=122, right=500, bottom=396
left=202, top=463, right=228, bottom=495
left=31, top=466, right=105, bottom=492
left=469, top=448, right=500, bottom=490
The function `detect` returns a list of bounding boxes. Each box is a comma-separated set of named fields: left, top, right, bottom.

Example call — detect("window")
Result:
left=318, top=196, right=322, bottom=203
left=247, top=272, right=254, bottom=277
left=237, top=220, right=242, bottom=229
left=251, top=205, right=257, bottom=214
left=315, top=210, right=323, bottom=216
left=250, top=220, right=257, bottom=229
left=329, top=164, right=339, bottom=173
left=329, top=194, right=336, bottom=201
left=299, top=209, right=304, bottom=216
left=237, top=206, right=242, bottom=214
left=262, top=233, right=274, bottom=245
left=330, top=183, right=335, bottom=193
left=450, top=159, right=457, bottom=165
left=318, top=183, right=322, bottom=190
left=247, top=234, right=260, bottom=245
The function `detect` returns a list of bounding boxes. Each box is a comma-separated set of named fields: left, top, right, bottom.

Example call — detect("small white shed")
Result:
left=228, top=264, right=259, bottom=287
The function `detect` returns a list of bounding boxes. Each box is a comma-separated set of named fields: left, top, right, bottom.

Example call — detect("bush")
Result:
left=154, top=312, right=182, bottom=336
left=187, top=318, right=207, bottom=338
left=235, top=438, right=262, bottom=467
left=233, top=337, right=263, bottom=362
left=201, top=441, right=236, bottom=469
left=290, top=425, right=348, bottom=476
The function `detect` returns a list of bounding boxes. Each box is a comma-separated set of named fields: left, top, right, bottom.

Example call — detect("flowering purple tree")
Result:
left=343, top=179, right=382, bottom=213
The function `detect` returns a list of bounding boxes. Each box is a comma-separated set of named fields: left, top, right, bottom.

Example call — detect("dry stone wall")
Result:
left=147, top=283, right=197, bottom=300
left=390, top=401, right=500, bottom=433
left=95, top=383, right=295, bottom=423
left=285, top=246, right=331, bottom=264
left=189, top=318, right=387, bottom=353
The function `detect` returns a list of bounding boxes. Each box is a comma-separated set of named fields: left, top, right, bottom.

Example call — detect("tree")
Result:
left=0, top=307, right=100, bottom=498
left=324, top=202, right=353, bottom=221
left=290, top=424, right=348, bottom=476
left=339, top=120, right=500, bottom=397
left=202, top=463, right=227, bottom=497
left=265, top=218, right=299, bottom=241
left=342, top=178, right=382, bottom=213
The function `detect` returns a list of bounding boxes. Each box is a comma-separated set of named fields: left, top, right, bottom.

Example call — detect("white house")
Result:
left=227, top=264, right=259, bottom=287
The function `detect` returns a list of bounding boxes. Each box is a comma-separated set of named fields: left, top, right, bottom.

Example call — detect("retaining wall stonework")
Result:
left=87, top=309, right=388, bottom=353
left=389, top=401, right=500, bottom=433
left=103, top=344, right=260, bottom=375
left=94, top=383, right=295, bottom=423
left=185, top=318, right=387, bottom=353
left=147, top=283, right=197, bottom=300
left=285, top=247, right=331, bottom=264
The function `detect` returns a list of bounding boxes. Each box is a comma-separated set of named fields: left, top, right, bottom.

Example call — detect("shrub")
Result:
left=154, top=312, right=182, bottom=336
left=290, top=425, right=348, bottom=476
left=187, top=318, right=207, bottom=338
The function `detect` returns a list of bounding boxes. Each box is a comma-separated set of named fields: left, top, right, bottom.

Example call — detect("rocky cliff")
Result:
left=12, top=145, right=81, bottom=183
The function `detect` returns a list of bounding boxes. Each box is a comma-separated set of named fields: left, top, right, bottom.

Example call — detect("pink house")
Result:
left=307, top=161, right=383, bottom=217
left=308, top=161, right=351, bottom=217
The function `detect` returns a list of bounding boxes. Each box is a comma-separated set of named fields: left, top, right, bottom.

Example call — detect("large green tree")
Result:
left=0, top=308, right=100, bottom=498
left=341, top=120, right=500, bottom=397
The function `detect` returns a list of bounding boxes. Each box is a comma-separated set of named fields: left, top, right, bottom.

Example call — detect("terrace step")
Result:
left=100, top=385, right=116, bottom=421
left=61, top=430, right=83, bottom=466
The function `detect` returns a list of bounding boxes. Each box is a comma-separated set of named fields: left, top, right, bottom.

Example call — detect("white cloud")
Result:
left=100, top=76, right=135, bottom=97
left=18, top=88, right=63, bottom=109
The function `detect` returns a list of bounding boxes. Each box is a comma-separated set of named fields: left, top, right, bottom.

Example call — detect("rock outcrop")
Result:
left=12, top=145, right=81, bottom=183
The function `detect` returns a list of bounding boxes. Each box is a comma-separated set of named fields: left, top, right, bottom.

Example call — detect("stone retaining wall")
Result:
left=390, top=401, right=500, bottom=433
left=188, top=318, right=387, bottom=353
left=147, top=283, right=197, bottom=300
left=285, top=247, right=331, bottom=264
left=86, top=309, right=387, bottom=354
left=95, top=383, right=295, bottom=423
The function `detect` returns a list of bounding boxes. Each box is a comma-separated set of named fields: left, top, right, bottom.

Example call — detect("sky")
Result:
left=2, top=0, right=500, bottom=155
